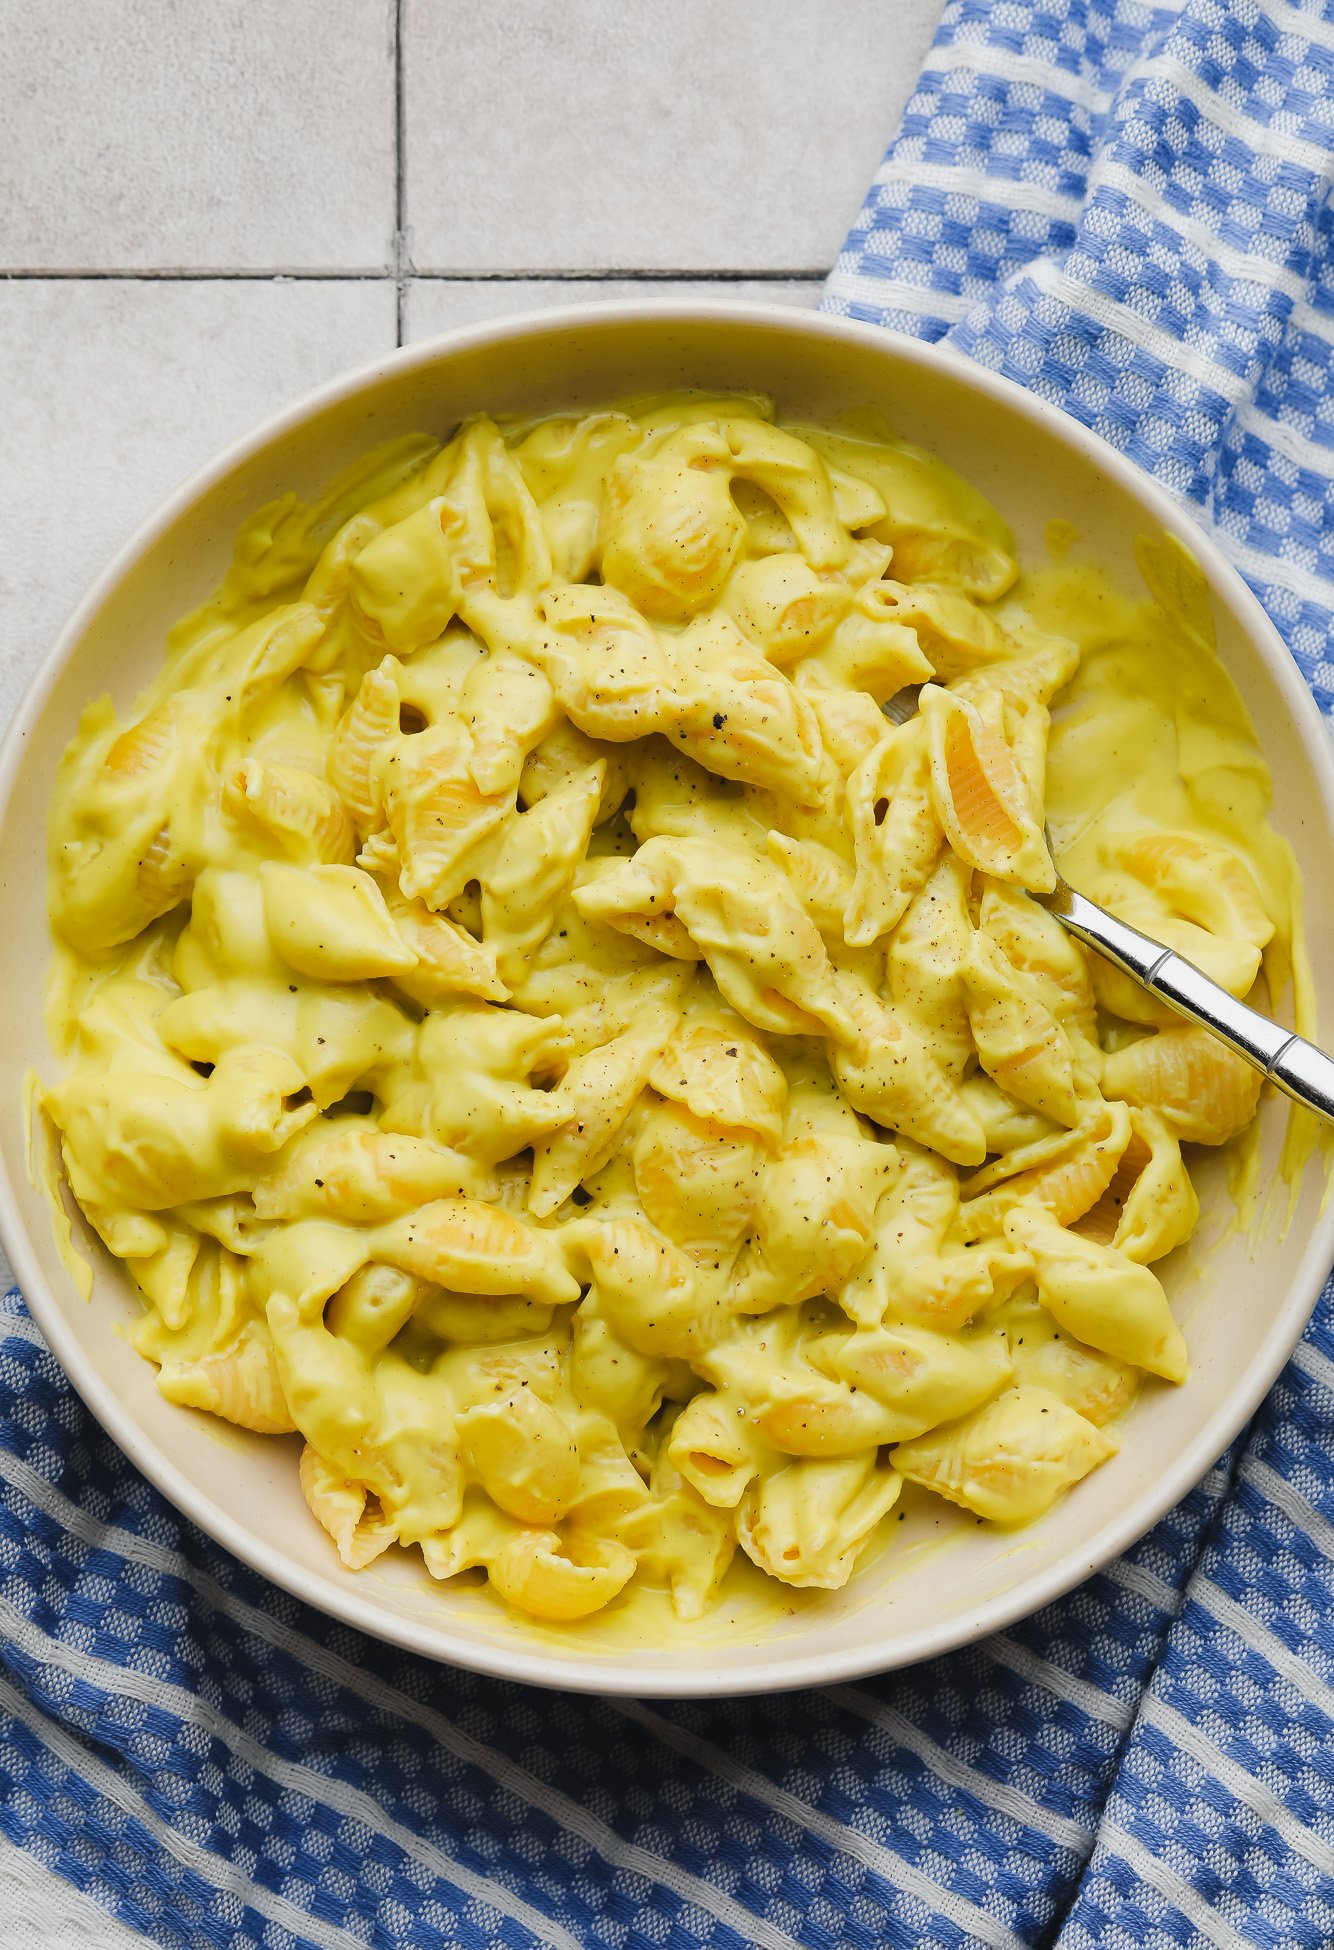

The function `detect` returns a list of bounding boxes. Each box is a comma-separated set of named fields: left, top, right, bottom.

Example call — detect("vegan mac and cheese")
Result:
left=41, top=395, right=1305, bottom=1626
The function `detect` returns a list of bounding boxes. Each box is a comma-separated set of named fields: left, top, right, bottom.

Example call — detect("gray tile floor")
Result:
left=0, top=3, right=942, bottom=1938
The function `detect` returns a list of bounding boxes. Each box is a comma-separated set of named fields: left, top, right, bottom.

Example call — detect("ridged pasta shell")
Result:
left=888, top=851, right=975, bottom=1077
left=810, top=582, right=935, bottom=702
left=723, top=552, right=849, bottom=663
left=1118, top=830, right=1274, bottom=954
left=568, top=1303, right=671, bottom=1434
left=756, top=1375, right=908, bottom=1457
left=997, top=1293, right=1138, bottom=1428
left=104, top=704, right=178, bottom=780
left=977, top=879, right=1098, bottom=1059
left=648, top=1011, right=788, bottom=1143
left=355, top=825, right=402, bottom=881
left=952, top=632, right=1081, bottom=714
left=665, top=1391, right=766, bottom=1509
left=1071, top=1120, right=1162, bottom=1249
left=529, top=1004, right=679, bottom=1217
left=922, top=684, right=1055, bottom=891
left=301, top=511, right=382, bottom=612
left=348, top=498, right=462, bottom=653
left=328, top=663, right=400, bottom=831
left=575, top=835, right=858, bottom=1045
left=380, top=723, right=512, bottom=910
left=118, top=825, right=193, bottom=942
left=323, top=1264, right=428, bottom=1356
left=377, top=1197, right=580, bottom=1306
left=456, top=1388, right=581, bottom=1525
left=159, top=1325, right=296, bottom=1435
left=519, top=718, right=631, bottom=826
left=664, top=613, right=827, bottom=806
left=225, top=758, right=355, bottom=865
left=481, top=762, right=605, bottom=988
left=766, top=832, right=856, bottom=939
left=813, top=1322, right=1012, bottom=1443
left=892, top=1385, right=1118, bottom=1525
left=961, top=1102, right=1133, bottom=1234
left=403, top=1000, right=571, bottom=1164
left=514, top=409, right=642, bottom=581
left=964, top=933, right=1084, bottom=1127
left=530, top=585, right=673, bottom=742
left=736, top=1130, right=895, bottom=1312
left=1084, top=1108, right=1198, bottom=1264
left=462, top=650, right=560, bottom=796
left=299, top=1445, right=396, bottom=1569
left=712, top=416, right=851, bottom=569
left=561, top=1217, right=710, bottom=1360
left=418, top=1501, right=516, bottom=1583
left=633, top=1100, right=762, bottom=1257
left=488, top=1528, right=636, bottom=1622
left=600, top=445, right=747, bottom=620
left=53, top=695, right=204, bottom=951
left=830, top=986, right=987, bottom=1167
left=959, top=1074, right=1058, bottom=1156
left=1101, top=1024, right=1262, bottom=1146
left=252, top=1127, right=489, bottom=1224
left=601, top=419, right=849, bottom=622
left=787, top=421, right=1019, bottom=600
left=794, top=674, right=889, bottom=777
left=737, top=1452, right=901, bottom=1590
left=1005, top=1207, right=1189, bottom=1384
left=843, top=721, right=945, bottom=946
left=870, top=580, right=1007, bottom=682
left=386, top=890, right=508, bottom=1003
left=622, top=1476, right=737, bottom=1623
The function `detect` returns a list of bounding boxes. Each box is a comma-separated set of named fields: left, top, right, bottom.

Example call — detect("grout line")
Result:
left=393, top=0, right=407, bottom=344
left=0, top=268, right=394, bottom=282
left=395, top=268, right=829, bottom=283
left=0, top=268, right=829, bottom=285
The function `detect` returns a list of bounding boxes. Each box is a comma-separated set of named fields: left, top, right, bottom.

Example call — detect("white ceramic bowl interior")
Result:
left=3, top=303, right=1333, bottom=1696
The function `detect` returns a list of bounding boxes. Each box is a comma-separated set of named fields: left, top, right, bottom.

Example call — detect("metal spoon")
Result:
left=1037, top=851, right=1334, bottom=1124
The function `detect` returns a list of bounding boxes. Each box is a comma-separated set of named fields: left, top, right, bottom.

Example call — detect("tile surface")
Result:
left=403, top=275, right=821, bottom=340
left=404, top=0, right=940, bottom=273
left=0, top=0, right=396, bottom=270
left=0, top=279, right=396, bottom=724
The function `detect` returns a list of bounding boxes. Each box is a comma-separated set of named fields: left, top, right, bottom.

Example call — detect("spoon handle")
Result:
left=1053, top=883, right=1334, bottom=1125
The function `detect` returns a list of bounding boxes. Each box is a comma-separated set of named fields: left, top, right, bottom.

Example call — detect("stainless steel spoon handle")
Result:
left=1053, top=884, right=1334, bottom=1124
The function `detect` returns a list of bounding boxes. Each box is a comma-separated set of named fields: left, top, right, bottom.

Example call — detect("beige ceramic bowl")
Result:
left=2, top=303, right=1332, bottom=1696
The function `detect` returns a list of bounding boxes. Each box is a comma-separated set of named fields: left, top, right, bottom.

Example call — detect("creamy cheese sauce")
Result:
left=38, top=394, right=1319, bottom=1643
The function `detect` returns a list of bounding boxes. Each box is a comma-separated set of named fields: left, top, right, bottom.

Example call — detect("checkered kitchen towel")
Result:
left=6, top=3, right=1334, bottom=1946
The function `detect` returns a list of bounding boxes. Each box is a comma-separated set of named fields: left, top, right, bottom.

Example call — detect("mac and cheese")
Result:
left=42, top=396, right=1305, bottom=1626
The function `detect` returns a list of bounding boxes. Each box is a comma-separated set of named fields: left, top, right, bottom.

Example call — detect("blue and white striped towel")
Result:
left=6, top=2, right=1334, bottom=1944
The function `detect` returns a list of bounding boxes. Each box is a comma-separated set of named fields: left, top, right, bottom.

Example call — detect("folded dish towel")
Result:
left=6, top=4, right=1334, bottom=1947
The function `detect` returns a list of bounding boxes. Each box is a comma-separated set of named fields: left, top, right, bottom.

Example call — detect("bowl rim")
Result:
left=3, top=295, right=1332, bottom=1697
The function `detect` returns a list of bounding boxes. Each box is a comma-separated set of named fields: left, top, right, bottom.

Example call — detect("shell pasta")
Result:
left=42, top=395, right=1304, bottom=1628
